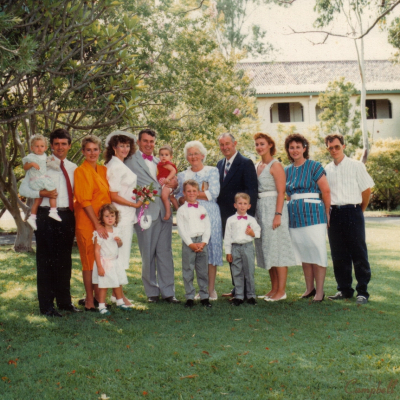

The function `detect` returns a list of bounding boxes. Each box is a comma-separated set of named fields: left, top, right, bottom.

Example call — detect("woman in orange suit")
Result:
left=74, top=135, right=111, bottom=311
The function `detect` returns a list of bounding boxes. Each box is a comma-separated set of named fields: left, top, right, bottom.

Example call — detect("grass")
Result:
left=0, top=222, right=400, bottom=399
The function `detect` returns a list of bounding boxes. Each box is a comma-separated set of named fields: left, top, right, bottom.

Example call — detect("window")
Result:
left=366, top=99, right=392, bottom=119
left=270, top=102, right=304, bottom=123
left=316, top=105, right=324, bottom=121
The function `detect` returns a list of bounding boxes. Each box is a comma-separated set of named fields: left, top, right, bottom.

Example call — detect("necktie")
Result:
left=188, top=203, right=198, bottom=208
left=142, top=153, right=153, bottom=161
left=60, top=160, right=73, bottom=211
left=224, top=161, right=231, bottom=180
left=237, top=215, right=247, bottom=220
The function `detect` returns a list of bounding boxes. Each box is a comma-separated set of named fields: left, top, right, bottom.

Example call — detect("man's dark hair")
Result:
left=324, top=134, right=345, bottom=146
left=50, top=128, right=72, bottom=145
left=138, top=128, right=156, bottom=141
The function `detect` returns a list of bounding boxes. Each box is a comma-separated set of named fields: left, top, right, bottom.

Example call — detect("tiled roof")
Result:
left=238, top=60, right=400, bottom=95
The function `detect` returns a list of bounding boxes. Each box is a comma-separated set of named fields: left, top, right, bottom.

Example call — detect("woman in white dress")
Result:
left=254, top=133, right=297, bottom=302
left=104, top=130, right=143, bottom=306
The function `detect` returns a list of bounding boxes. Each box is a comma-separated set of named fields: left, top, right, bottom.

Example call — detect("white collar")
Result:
left=235, top=212, right=248, bottom=218
left=333, top=155, right=348, bottom=167
left=225, top=151, right=238, bottom=165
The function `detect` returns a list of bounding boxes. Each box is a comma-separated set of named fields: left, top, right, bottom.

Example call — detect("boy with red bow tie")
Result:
left=224, top=193, right=261, bottom=306
left=176, top=179, right=211, bottom=308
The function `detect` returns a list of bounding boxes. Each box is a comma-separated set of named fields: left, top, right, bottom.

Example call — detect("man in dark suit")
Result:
left=216, top=133, right=258, bottom=298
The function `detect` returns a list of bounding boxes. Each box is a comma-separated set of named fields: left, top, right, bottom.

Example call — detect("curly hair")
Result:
left=98, top=203, right=120, bottom=227
left=254, top=132, right=276, bottom=156
left=284, top=133, right=310, bottom=163
left=104, top=134, right=136, bottom=164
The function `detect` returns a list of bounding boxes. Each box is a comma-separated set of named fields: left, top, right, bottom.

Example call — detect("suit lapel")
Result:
left=217, top=159, right=225, bottom=185
left=135, top=151, right=158, bottom=183
left=222, top=152, right=242, bottom=187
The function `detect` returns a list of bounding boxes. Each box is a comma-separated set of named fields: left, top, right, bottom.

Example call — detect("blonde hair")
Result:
left=29, top=134, right=48, bottom=148
left=183, top=179, right=199, bottom=191
left=235, top=192, right=250, bottom=203
left=81, top=135, right=102, bottom=151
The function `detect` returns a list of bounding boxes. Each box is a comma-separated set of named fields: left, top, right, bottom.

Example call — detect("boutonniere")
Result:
left=200, top=214, right=206, bottom=220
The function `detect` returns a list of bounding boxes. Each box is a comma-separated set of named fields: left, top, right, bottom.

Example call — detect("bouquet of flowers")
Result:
left=132, top=183, right=159, bottom=230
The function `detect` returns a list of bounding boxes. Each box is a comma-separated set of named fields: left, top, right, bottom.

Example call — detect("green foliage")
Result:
left=388, top=17, right=400, bottom=62
left=358, top=139, right=400, bottom=210
left=312, top=78, right=363, bottom=164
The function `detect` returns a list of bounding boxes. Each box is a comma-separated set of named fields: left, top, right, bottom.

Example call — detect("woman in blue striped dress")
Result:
left=284, top=134, right=331, bottom=302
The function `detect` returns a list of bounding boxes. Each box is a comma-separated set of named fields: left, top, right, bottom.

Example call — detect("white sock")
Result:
left=99, top=303, right=106, bottom=310
left=29, top=214, right=37, bottom=220
left=50, top=208, right=57, bottom=213
left=116, top=298, right=124, bottom=306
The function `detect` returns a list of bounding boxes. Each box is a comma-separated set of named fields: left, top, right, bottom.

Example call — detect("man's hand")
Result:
left=114, top=236, right=123, bottom=247
left=226, top=254, right=233, bottom=263
left=166, top=176, right=178, bottom=190
left=245, top=225, right=255, bottom=237
left=189, top=243, right=200, bottom=252
left=197, top=242, right=206, bottom=252
left=39, top=189, right=58, bottom=199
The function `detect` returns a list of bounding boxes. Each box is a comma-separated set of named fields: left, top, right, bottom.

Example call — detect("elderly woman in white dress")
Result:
left=104, top=130, right=143, bottom=306
left=176, top=141, right=223, bottom=300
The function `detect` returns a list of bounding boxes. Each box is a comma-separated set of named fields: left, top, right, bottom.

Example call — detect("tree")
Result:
left=1, top=0, right=257, bottom=251
left=290, top=0, right=400, bottom=163
left=312, top=78, right=362, bottom=164
left=357, top=139, right=400, bottom=210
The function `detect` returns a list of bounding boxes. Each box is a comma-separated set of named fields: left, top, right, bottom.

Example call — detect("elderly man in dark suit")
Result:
left=216, top=133, right=258, bottom=298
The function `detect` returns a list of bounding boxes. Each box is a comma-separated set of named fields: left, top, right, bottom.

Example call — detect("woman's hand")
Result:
left=326, top=211, right=330, bottom=228
left=272, top=215, right=281, bottom=230
left=95, top=224, right=109, bottom=239
left=98, top=265, right=105, bottom=277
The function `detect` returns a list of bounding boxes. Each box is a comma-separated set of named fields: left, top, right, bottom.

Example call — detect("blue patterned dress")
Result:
left=176, top=166, right=223, bottom=266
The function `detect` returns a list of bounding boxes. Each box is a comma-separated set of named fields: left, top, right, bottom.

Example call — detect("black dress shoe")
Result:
left=313, top=294, right=325, bottom=303
left=85, top=307, right=96, bottom=312
left=200, top=299, right=212, bottom=308
left=184, top=299, right=195, bottom=308
left=231, top=298, right=244, bottom=306
left=58, top=304, right=82, bottom=313
left=78, top=298, right=85, bottom=306
left=79, top=298, right=101, bottom=307
left=148, top=296, right=159, bottom=303
left=301, top=288, right=316, bottom=298
left=247, top=298, right=257, bottom=305
left=41, top=309, right=63, bottom=317
left=164, top=296, right=181, bottom=304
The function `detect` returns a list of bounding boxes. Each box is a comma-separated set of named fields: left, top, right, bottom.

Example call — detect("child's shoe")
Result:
left=247, top=298, right=257, bottom=305
left=27, top=216, right=37, bottom=230
left=99, top=307, right=110, bottom=316
left=200, top=299, right=212, bottom=308
left=184, top=299, right=195, bottom=308
left=117, top=304, right=133, bottom=311
left=49, top=211, right=62, bottom=222
left=231, top=298, right=243, bottom=306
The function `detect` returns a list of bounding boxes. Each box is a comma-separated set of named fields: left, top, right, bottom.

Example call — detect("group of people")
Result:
left=19, top=127, right=374, bottom=317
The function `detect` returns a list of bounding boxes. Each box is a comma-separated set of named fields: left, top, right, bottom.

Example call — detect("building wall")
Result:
left=256, top=93, right=400, bottom=141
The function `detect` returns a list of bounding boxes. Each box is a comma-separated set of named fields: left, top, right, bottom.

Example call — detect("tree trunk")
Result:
left=387, top=189, right=391, bottom=212
left=14, top=217, right=34, bottom=253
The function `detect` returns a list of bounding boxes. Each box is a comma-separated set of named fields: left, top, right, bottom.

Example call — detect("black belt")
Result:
left=331, top=204, right=360, bottom=209
left=39, top=206, right=72, bottom=212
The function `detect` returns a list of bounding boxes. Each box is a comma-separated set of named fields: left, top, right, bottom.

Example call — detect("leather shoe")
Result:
left=148, top=296, right=159, bottom=303
left=231, top=298, right=243, bottom=306
left=313, top=294, right=325, bottom=303
left=200, top=299, right=212, bottom=308
left=41, top=308, right=62, bottom=317
left=58, top=304, right=82, bottom=313
left=85, top=307, right=96, bottom=312
left=185, top=299, right=195, bottom=308
left=78, top=298, right=85, bottom=306
left=164, top=296, right=181, bottom=304
left=247, top=298, right=257, bottom=305
left=301, top=288, right=316, bottom=299
left=222, top=292, right=234, bottom=297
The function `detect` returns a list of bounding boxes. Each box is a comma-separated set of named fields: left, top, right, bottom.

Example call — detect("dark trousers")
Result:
left=328, top=205, right=371, bottom=299
left=35, top=207, right=75, bottom=312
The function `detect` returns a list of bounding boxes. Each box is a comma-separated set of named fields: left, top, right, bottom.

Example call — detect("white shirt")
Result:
left=224, top=213, right=261, bottom=254
left=176, top=202, right=211, bottom=246
left=224, top=151, right=238, bottom=171
left=106, top=156, right=138, bottom=225
left=19, top=155, right=77, bottom=208
left=325, top=156, right=374, bottom=205
left=138, top=150, right=157, bottom=181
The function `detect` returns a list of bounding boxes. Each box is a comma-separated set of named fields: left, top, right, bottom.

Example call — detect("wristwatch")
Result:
left=275, top=212, right=282, bottom=216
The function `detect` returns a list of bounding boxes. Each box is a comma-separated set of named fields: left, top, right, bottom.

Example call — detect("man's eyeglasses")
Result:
left=327, top=145, right=342, bottom=152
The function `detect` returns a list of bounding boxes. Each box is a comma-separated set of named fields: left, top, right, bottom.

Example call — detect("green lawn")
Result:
left=0, top=222, right=399, bottom=399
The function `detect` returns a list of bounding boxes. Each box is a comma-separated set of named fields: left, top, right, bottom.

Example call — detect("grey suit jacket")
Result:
left=124, top=151, right=165, bottom=220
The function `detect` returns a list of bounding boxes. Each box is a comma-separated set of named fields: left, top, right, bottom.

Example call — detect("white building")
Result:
left=239, top=60, right=400, bottom=141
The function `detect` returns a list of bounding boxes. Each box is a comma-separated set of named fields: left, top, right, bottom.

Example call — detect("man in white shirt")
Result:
left=324, top=134, right=374, bottom=305
left=19, top=129, right=80, bottom=316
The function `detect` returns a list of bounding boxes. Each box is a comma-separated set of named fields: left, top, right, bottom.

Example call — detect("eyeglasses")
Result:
left=187, top=152, right=201, bottom=157
left=327, top=145, right=342, bottom=152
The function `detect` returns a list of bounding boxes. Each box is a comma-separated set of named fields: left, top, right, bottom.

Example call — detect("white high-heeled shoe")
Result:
left=264, top=293, right=287, bottom=302
left=209, top=291, right=218, bottom=301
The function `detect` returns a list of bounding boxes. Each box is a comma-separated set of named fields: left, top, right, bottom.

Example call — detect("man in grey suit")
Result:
left=125, top=129, right=180, bottom=303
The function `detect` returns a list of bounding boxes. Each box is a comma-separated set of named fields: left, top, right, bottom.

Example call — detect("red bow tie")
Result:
left=237, top=215, right=247, bottom=220
left=142, top=153, right=153, bottom=161
left=188, top=203, right=198, bottom=208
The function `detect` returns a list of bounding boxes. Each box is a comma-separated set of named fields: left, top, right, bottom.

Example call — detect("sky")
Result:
left=243, top=0, right=399, bottom=62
